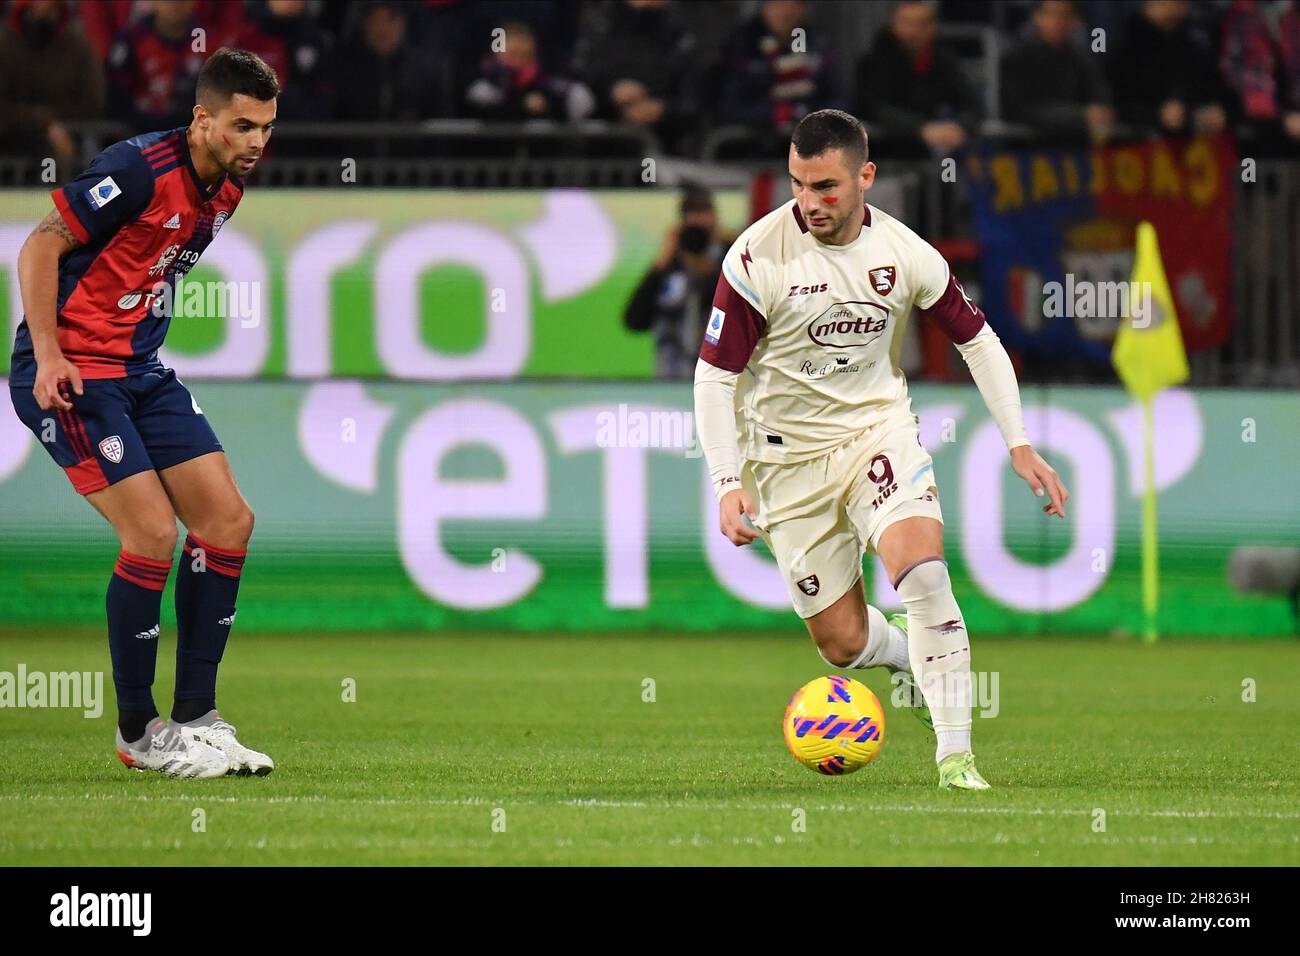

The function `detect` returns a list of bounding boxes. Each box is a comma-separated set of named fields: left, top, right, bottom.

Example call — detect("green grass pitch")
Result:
left=1, top=626, right=1297, bottom=866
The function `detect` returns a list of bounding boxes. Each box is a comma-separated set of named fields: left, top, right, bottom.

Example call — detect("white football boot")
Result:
left=116, top=717, right=230, bottom=779
left=174, top=710, right=274, bottom=776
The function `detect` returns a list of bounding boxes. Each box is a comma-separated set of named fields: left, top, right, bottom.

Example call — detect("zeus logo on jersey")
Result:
left=86, top=176, right=121, bottom=210
left=788, top=282, right=829, bottom=297
left=705, top=307, right=726, bottom=344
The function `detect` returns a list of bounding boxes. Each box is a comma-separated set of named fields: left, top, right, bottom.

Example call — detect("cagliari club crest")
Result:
left=98, top=435, right=125, bottom=464
left=868, top=265, right=896, bottom=294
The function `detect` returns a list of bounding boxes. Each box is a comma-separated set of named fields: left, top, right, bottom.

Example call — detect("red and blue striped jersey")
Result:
left=9, top=127, right=244, bottom=385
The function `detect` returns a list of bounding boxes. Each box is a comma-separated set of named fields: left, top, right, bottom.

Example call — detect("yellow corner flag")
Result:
left=1111, top=221, right=1189, bottom=643
left=1113, top=222, right=1189, bottom=400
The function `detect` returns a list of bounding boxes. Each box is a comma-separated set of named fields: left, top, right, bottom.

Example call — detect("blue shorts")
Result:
left=8, top=369, right=222, bottom=495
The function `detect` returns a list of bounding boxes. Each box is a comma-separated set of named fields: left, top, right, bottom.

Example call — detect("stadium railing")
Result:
left=1232, top=159, right=1300, bottom=388
left=0, top=119, right=664, bottom=188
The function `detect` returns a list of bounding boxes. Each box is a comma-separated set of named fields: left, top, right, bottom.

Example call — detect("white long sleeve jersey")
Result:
left=693, top=198, right=1028, bottom=499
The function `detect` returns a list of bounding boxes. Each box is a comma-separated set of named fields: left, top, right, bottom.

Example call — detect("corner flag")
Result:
left=1113, top=222, right=1189, bottom=400
left=1111, top=222, right=1189, bottom=642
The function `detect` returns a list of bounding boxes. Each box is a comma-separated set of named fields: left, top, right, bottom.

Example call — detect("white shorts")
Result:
left=742, top=413, right=943, bottom=618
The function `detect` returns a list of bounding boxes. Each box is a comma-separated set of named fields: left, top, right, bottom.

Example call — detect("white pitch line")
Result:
left=1, top=793, right=1298, bottom=821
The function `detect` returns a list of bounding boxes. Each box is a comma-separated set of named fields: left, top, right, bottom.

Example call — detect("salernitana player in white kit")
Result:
left=693, top=110, right=1070, bottom=790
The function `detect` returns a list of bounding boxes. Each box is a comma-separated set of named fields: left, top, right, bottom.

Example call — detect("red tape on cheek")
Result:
left=822, top=196, right=839, bottom=205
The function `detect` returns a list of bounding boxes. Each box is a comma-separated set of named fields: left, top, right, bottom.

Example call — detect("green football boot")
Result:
left=886, top=613, right=934, bottom=736
left=937, top=751, right=991, bottom=790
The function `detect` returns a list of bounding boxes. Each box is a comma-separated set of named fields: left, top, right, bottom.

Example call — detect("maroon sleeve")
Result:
left=699, top=272, right=767, bottom=373
left=918, top=274, right=985, bottom=345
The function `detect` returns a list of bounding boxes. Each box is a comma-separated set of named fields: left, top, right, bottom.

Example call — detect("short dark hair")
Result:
left=679, top=183, right=714, bottom=216
left=196, top=48, right=280, bottom=109
left=791, top=109, right=870, bottom=169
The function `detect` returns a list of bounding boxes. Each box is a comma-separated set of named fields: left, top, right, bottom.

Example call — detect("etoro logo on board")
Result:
left=0, top=190, right=667, bottom=381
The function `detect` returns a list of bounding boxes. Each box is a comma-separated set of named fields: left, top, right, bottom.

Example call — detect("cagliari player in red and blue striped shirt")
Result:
left=8, top=49, right=279, bottom=778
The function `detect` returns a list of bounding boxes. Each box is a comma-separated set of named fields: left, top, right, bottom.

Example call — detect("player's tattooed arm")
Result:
left=32, top=208, right=82, bottom=255
left=19, top=206, right=86, bottom=411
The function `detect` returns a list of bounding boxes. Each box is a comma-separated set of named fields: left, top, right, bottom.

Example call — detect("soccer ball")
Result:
left=783, top=674, right=886, bottom=775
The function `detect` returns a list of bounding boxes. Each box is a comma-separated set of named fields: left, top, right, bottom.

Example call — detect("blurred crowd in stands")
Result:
left=3, top=0, right=1300, bottom=165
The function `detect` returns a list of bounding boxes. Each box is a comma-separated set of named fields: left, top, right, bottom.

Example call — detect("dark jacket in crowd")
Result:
left=1110, top=9, right=1229, bottom=133
left=232, top=0, right=334, bottom=121
left=716, top=13, right=837, bottom=139
left=624, top=242, right=725, bottom=381
left=1001, top=34, right=1111, bottom=143
left=572, top=0, right=699, bottom=144
left=333, top=35, right=439, bottom=122
left=464, top=56, right=594, bottom=121
left=107, top=13, right=207, bottom=131
left=0, top=0, right=103, bottom=157
left=856, top=27, right=978, bottom=157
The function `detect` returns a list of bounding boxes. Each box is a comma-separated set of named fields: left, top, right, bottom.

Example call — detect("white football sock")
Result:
left=828, top=603, right=911, bottom=671
left=936, top=731, right=969, bottom=760
left=894, top=558, right=974, bottom=764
